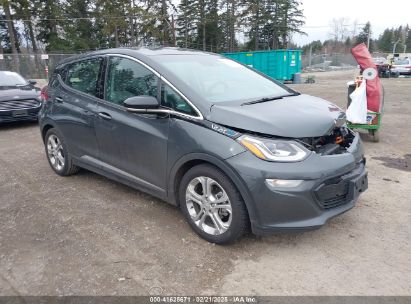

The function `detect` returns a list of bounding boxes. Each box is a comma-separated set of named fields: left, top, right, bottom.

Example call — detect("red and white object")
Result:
left=40, top=85, right=48, bottom=102
left=351, top=43, right=382, bottom=112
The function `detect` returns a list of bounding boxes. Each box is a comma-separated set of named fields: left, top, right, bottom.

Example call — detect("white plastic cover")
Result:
left=346, top=80, right=367, bottom=124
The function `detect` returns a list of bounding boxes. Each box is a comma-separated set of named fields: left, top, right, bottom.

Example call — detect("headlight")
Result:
left=237, top=135, right=310, bottom=162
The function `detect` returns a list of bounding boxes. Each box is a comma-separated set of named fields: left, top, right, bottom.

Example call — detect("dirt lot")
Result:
left=0, top=70, right=410, bottom=296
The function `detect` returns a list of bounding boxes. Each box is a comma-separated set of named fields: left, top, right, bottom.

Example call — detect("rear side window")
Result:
left=65, top=58, right=102, bottom=97
left=105, top=57, right=158, bottom=105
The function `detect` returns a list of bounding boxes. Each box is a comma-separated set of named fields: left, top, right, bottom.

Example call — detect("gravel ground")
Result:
left=0, top=70, right=410, bottom=296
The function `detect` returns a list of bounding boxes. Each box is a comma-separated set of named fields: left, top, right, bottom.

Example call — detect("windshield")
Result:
left=156, top=55, right=290, bottom=103
left=0, top=71, right=27, bottom=86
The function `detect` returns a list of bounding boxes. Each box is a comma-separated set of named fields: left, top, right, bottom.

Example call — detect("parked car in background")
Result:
left=391, top=58, right=411, bottom=75
left=372, top=57, right=387, bottom=65
left=39, top=48, right=368, bottom=244
left=372, top=57, right=391, bottom=77
left=0, top=71, right=42, bottom=123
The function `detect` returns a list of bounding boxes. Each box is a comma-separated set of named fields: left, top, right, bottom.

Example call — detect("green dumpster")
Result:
left=221, top=50, right=302, bottom=81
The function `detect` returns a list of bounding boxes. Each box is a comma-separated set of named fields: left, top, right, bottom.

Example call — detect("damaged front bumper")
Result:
left=227, top=132, right=368, bottom=235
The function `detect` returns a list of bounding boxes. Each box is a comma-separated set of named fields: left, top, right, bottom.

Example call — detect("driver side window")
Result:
left=105, top=57, right=158, bottom=105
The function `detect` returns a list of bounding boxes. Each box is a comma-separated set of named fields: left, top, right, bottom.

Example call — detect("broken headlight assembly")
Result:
left=297, top=127, right=355, bottom=156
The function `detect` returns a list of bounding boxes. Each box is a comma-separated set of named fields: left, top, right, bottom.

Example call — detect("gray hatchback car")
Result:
left=39, top=47, right=368, bottom=244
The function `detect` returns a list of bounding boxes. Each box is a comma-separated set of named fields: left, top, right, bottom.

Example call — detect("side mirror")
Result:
left=123, top=96, right=159, bottom=110
left=28, top=79, right=37, bottom=86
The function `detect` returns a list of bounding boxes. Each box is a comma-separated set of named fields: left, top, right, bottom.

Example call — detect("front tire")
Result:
left=179, top=164, right=249, bottom=244
left=44, top=128, right=79, bottom=176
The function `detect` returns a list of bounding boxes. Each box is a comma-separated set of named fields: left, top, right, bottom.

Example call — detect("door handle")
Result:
left=55, top=97, right=63, bottom=103
left=98, top=112, right=112, bottom=120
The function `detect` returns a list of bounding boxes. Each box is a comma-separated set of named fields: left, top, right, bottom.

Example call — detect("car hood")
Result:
left=207, top=94, right=345, bottom=138
left=0, top=88, right=40, bottom=102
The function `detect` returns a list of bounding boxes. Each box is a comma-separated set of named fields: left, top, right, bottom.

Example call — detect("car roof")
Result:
left=55, top=47, right=214, bottom=67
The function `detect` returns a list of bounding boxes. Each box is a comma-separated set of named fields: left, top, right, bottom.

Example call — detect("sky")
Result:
left=293, top=0, right=411, bottom=46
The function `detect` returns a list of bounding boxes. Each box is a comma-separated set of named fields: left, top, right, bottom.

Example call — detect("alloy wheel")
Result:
left=185, top=176, right=232, bottom=235
left=47, top=134, right=65, bottom=171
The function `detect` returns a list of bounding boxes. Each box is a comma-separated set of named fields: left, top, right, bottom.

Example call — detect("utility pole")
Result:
left=367, top=29, right=371, bottom=49
left=308, top=45, right=312, bottom=67
left=171, top=15, right=176, bottom=47
left=184, top=23, right=188, bottom=48
left=130, top=0, right=136, bottom=46
left=162, top=0, right=168, bottom=46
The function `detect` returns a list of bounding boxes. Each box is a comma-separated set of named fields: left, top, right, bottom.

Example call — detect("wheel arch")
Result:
left=167, top=153, right=257, bottom=224
left=41, top=122, right=56, bottom=142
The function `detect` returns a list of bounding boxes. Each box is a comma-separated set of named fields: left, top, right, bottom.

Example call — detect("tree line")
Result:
left=300, top=22, right=411, bottom=55
left=0, top=0, right=304, bottom=55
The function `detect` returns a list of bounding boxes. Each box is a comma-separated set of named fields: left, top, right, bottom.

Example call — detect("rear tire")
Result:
left=179, top=164, right=249, bottom=244
left=44, top=128, right=79, bottom=176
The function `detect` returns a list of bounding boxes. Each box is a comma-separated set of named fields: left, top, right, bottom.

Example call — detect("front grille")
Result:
left=0, top=112, right=38, bottom=122
left=0, top=99, right=40, bottom=111
left=318, top=194, right=349, bottom=209
left=315, top=180, right=349, bottom=209
left=314, top=162, right=365, bottom=210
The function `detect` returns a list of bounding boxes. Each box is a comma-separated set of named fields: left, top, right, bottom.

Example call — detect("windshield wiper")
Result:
left=241, top=93, right=299, bottom=106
